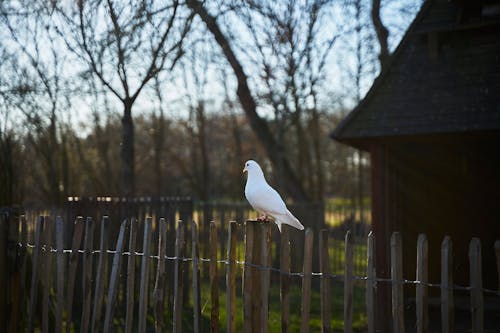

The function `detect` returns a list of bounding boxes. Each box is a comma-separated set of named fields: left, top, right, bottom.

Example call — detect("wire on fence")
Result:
left=19, top=242, right=500, bottom=296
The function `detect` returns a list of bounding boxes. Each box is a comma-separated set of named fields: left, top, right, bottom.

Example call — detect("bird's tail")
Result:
left=276, top=210, right=304, bottom=231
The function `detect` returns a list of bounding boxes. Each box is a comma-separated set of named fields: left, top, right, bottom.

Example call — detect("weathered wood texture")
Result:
left=300, top=228, right=314, bottom=333
left=391, top=232, right=404, bottom=333
left=209, top=222, right=219, bottom=333
left=441, top=236, right=454, bottom=333
left=366, top=231, right=376, bottom=333
left=226, top=221, right=237, bottom=333
left=344, top=230, right=354, bottom=333
left=10, top=214, right=500, bottom=332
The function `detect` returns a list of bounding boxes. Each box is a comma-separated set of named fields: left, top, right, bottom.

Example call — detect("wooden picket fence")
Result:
left=2, top=214, right=500, bottom=332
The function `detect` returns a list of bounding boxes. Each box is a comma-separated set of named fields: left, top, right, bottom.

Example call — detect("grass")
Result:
left=194, top=273, right=368, bottom=332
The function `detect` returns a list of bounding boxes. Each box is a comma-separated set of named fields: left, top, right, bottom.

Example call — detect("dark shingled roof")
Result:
left=331, top=0, right=500, bottom=143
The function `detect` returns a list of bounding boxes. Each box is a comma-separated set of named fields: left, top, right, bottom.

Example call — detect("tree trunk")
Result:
left=152, top=112, right=165, bottom=196
left=121, top=100, right=135, bottom=196
left=186, top=0, right=309, bottom=201
left=371, top=0, right=390, bottom=71
left=197, top=102, right=210, bottom=201
left=310, top=107, right=324, bottom=200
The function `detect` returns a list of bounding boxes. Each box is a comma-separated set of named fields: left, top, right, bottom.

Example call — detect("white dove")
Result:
left=243, top=160, right=304, bottom=232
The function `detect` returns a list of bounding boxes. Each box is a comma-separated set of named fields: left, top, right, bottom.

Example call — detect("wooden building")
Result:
left=331, top=0, right=500, bottom=329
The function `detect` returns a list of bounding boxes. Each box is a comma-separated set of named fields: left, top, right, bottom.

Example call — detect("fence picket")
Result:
left=28, top=216, right=44, bottom=333
left=441, top=236, right=454, bottom=333
left=260, top=223, right=271, bottom=333
left=469, top=238, right=483, bottom=333
left=416, top=234, right=428, bottom=333
left=243, top=221, right=255, bottom=333
left=495, top=240, right=500, bottom=294
left=251, top=223, right=263, bottom=331
left=16, top=215, right=28, bottom=333
left=0, top=213, right=7, bottom=331
left=41, top=216, right=53, bottom=333
left=344, top=230, right=354, bottom=333
left=104, top=219, right=128, bottom=333
left=391, top=232, right=404, bottom=333
left=366, top=231, right=376, bottom=333
left=65, top=217, right=84, bottom=333
left=80, top=217, right=95, bottom=333
left=226, top=221, right=237, bottom=333
left=209, top=222, right=219, bottom=333
left=280, top=226, right=291, bottom=333
left=153, top=218, right=168, bottom=333
left=300, top=228, right=314, bottom=333
left=92, top=216, right=109, bottom=332
left=125, top=218, right=138, bottom=333
left=55, top=217, right=65, bottom=333
left=319, top=229, right=331, bottom=333
left=173, top=221, right=185, bottom=333
left=192, top=221, right=201, bottom=333
left=138, top=217, right=153, bottom=333
left=14, top=213, right=500, bottom=332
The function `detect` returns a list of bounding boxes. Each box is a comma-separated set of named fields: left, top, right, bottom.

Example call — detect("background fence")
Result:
left=22, top=198, right=371, bottom=274
left=1, top=211, right=499, bottom=332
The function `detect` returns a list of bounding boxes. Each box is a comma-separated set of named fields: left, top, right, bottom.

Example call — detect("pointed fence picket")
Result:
left=2, top=214, right=500, bottom=332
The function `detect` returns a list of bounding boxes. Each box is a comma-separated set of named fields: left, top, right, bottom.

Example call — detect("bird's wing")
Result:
left=247, top=183, right=287, bottom=216
left=271, top=209, right=304, bottom=230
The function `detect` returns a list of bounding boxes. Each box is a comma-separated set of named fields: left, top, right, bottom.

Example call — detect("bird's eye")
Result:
left=246, top=163, right=249, bottom=166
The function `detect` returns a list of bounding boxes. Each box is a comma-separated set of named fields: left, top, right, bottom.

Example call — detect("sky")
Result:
left=0, top=0, right=422, bottom=136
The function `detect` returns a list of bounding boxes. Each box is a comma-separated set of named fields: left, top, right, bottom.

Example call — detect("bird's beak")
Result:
left=243, top=166, right=247, bottom=173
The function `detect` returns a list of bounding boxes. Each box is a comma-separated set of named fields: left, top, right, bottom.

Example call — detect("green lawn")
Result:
left=193, top=275, right=368, bottom=332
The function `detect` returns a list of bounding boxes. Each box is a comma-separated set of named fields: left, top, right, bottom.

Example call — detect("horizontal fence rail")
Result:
left=1, top=214, right=499, bottom=332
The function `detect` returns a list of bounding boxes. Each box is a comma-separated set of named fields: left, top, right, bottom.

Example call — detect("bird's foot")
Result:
left=257, top=215, right=268, bottom=221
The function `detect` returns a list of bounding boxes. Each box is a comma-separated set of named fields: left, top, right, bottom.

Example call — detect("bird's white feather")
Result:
left=244, top=160, right=304, bottom=231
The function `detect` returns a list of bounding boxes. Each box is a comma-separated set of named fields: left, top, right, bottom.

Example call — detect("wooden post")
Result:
left=19, top=215, right=28, bottom=332
left=138, top=217, right=153, bottom=333
left=173, top=221, right=185, bottom=333
left=55, top=217, right=65, bottom=333
left=366, top=231, right=376, bottom=333
left=469, top=238, right=483, bottom=333
left=209, top=222, right=219, bottom=333
left=251, top=223, right=262, bottom=332
left=260, top=223, right=271, bottom=333
left=0, top=212, right=6, bottom=333
left=280, top=226, right=291, bottom=333
left=125, top=218, right=138, bottom=333
left=319, top=229, right=331, bottom=333
left=344, top=230, right=354, bottom=333
left=104, top=219, right=128, bottom=333
left=391, top=232, right=404, bottom=333
left=243, top=221, right=255, bottom=333
left=495, top=240, right=500, bottom=294
left=153, top=218, right=167, bottom=333
left=65, top=217, right=84, bottom=333
left=192, top=221, right=201, bottom=333
left=441, top=236, right=454, bottom=333
left=42, top=216, right=53, bottom=333
left=6, top=212, right=20, bottom=333
left=92, top=216, right=109, bottom=332
left=300, top=228, right=314, bottom=333
left=80, top=217, right=94, bottom=333
left=28, top=216, right=44, bottom=333
left=226, top=221, right=237, bottom=333
left=416, top=234, right=428, bottom=333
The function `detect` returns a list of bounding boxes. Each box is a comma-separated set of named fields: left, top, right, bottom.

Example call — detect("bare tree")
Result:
left=56, top=0, right=193, bottom=196
left=151, top=76, right=167, bottom=196
left=1, top=3, right=73, bottom=204
left=371, top=0, right=390, bottom=70
left=180, top=41, right=213, bottom=201
left=187, top=0, right=338, bottom=201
